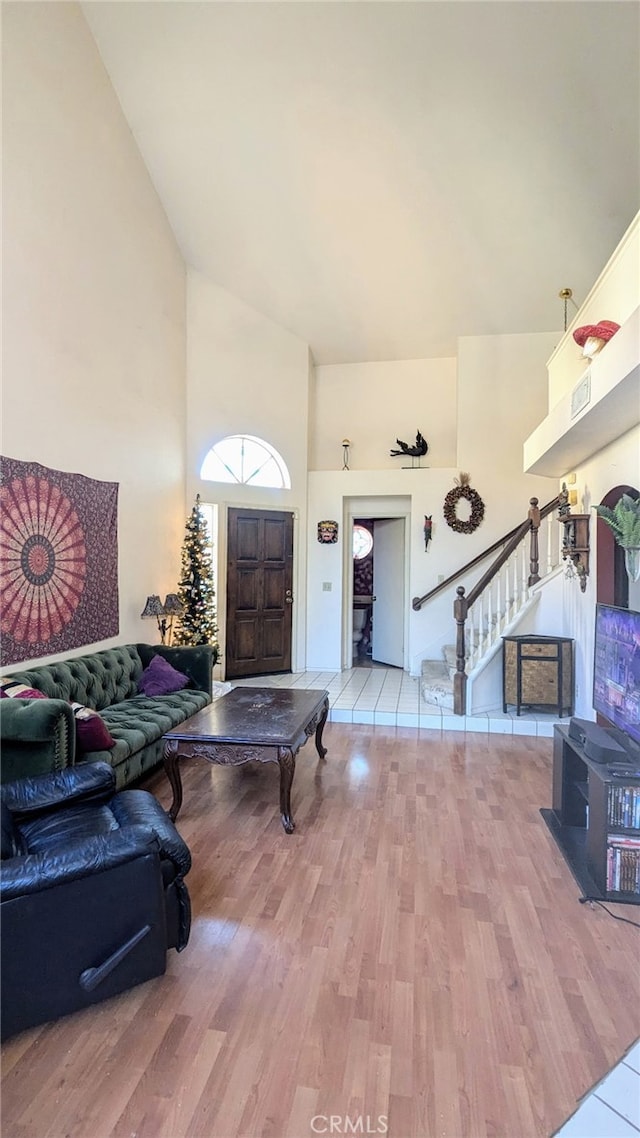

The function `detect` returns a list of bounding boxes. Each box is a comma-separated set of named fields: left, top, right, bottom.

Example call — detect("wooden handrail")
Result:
left=412, top=495, right=559, bottom=611
left=465, top=519, right=530, bottom=608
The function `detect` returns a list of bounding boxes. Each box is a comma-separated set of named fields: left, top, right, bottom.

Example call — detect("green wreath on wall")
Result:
left=443, top=472, right=485, bottom=534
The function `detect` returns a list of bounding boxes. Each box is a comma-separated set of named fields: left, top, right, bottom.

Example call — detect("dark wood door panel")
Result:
left=226, top=509, right=293, bottom=678
left=236, top=516, right=261, bottom=560
left=264, top=567, right=287, bottom=609
left=264, top=517, right=287, bottom=560
left=234, top=618, right=260, bottom=666
left=235, top=570, right=259, bottom=611
left=263, top=614, right=287, bottom=660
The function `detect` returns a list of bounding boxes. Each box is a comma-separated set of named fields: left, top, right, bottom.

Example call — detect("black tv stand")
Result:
left=541, top=726, right=640, bottom=904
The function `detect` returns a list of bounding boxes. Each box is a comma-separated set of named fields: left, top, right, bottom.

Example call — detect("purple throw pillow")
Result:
left=137, top=653, right=189, bottom=697
left=70, top=703, right=116, bottom=753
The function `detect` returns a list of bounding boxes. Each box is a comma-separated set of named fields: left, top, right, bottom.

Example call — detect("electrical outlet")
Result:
left=322, top=582, right=332, bottom=592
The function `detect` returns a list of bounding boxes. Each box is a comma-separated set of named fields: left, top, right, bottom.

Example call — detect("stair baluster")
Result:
left=468, top=601, right=477, bottom=670
left=453, top=586, right=468, bottom=716
left=417, top=495, right=561, bottom=716
left=487, top=578, right=494, bottom=653
left=528, top=497, right=541, bottom=585
left=543, top=512, right=552, bottom=576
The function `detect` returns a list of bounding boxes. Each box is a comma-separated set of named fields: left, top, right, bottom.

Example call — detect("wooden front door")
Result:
left=225, top=508, right=294, bottom=678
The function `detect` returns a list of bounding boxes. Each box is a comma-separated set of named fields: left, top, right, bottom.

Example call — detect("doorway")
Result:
left=225, top=508, right=294, bottom=678
left=347, top=500, right=410, bottom=671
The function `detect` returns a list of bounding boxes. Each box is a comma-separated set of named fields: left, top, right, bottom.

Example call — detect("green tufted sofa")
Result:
left=0, top=644, right=215, bottom=789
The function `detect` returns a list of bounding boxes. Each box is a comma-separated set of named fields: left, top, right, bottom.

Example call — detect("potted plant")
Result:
left=592, top=494, right=640, bottom=582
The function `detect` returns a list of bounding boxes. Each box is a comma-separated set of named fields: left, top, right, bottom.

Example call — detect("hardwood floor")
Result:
left=2, top=725, right=639, bottom=1138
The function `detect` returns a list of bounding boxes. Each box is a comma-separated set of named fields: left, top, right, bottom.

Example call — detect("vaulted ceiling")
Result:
left=83, top=1, right=640, bottom=365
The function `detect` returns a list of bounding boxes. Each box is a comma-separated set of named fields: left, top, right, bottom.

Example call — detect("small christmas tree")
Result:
left=172, top=495, right=218, bottom=648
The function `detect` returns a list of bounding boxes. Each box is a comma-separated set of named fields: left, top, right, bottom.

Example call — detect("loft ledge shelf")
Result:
left=524, top=306, right=640, bottom=477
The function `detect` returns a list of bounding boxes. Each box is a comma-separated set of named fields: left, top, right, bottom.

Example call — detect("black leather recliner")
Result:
left=1, top=761, right=192, bottom=1041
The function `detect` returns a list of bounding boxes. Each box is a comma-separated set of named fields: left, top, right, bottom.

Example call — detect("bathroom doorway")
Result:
left=348, top=505, right=409, bottom=670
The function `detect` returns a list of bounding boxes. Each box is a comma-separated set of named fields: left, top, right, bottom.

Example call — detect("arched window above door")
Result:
left=200, top=435, right=291, bottom=489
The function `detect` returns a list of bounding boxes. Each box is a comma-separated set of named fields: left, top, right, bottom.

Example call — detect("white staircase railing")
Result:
left=464, top=509, right=562, bottom=673
left=451, top=497, right=562, bottom=713
left=415, top=495, right=563, bottom=714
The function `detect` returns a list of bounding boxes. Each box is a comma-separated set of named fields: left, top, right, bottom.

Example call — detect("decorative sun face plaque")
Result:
left=317, top=520, right=339, bottom=544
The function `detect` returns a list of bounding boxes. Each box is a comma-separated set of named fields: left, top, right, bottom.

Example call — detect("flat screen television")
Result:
left=593, top=603, right=640, bottom=755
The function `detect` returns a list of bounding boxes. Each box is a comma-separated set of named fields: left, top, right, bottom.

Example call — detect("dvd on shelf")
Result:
left=607, top=785, right=640, bottom=829
left=606, top=838, right=640, bottom=893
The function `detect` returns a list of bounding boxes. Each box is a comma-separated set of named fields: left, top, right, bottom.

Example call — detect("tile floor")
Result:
left=552, top=1038, right=640, bottom=1137
left=232, top=666, right=640, bottom=1136
left=232, top=663, right=570, bottom=737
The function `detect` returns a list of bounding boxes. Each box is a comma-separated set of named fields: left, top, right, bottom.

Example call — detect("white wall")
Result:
left=457, top=331, right=560, bottom=526
left=307, top=331, right=561, bottom=674
left=310, top=358, right=457, bottom=471
left=186, top=270, right=311, bottom=673
left=1, top=2, right=187, bottom=668
left=307, top=467, right=536, bottom=675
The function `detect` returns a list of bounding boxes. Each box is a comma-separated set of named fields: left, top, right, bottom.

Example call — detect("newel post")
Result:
left=528, top=497, right=541, bottom=586
left=453, top=585, right=468, bottom=716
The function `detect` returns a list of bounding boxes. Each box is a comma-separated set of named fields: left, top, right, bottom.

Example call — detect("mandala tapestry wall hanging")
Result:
left=1, top=456, right=119, bottom=666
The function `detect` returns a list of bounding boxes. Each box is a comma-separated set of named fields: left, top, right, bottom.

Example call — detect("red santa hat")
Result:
left=572, top=320, right=620, bottom=348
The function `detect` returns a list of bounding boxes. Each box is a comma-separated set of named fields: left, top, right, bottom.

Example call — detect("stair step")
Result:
left=418, top=547, right=553, bottom=715
left=420, top=659, right=454, bottom=710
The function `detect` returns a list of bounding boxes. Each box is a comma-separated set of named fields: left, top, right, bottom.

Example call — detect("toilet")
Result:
left=352, top=605, right=368, bottom=658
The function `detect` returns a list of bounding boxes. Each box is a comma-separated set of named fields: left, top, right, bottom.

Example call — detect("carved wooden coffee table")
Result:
left=162, top=686, right=329, bottom=833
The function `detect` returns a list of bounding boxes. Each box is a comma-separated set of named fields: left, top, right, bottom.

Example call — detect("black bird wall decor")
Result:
left=390, top=431, right=429, bottom=458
